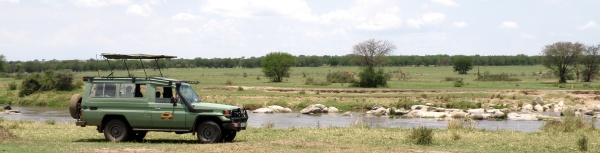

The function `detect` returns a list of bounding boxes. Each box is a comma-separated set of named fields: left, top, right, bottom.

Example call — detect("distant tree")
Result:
left=352, top=39, right=395, bottom=88
left=542, top=42, right=584, bottom=83
left=452, top=56, right=473, bottom=74
left=0, top=54, right=5, bottom=73
left=581, top=44, right=600, bottom=82
left=261, top=52, right=295, bottom=82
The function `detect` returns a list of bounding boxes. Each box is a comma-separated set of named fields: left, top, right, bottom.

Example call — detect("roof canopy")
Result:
left=101, top=53, right=177, bottom=60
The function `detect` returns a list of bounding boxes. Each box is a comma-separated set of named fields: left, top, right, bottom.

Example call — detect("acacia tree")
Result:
left=261, top=52, right=295, bottom=82
left=581, top=44, right=600, bottom=82
left=452, top=56, right=473, bottom=74
left=352, top=39, right=396, bottom=88
left=542, top=42, right=584, bottom=83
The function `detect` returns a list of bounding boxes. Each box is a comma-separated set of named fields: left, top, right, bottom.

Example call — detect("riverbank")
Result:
left=0, top=119, right=597, bottom=152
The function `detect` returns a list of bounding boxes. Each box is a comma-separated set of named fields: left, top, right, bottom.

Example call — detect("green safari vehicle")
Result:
left=68, top=53, right=248, bottom=143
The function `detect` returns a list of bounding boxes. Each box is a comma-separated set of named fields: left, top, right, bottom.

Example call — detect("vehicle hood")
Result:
left=191, top=102, right=240, bottom=110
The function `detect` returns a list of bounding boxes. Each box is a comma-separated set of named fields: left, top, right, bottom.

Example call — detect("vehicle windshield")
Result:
left=179, top=85, right=201, bottom=103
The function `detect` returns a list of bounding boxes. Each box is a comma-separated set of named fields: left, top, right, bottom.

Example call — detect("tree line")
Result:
left=1, top=54, right=544, bottom=73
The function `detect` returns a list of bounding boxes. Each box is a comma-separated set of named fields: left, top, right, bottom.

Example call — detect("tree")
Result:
left=452, top=56, right=473, bottom=74
left=581, top=44, right=600, bottom=82
left=542, top=42, right=584, bottom=83
left=0, top=54, right=6, bottom=73
left=261, top=52, right=295, bottom=82
left=352, top=39, right=395, bottom=87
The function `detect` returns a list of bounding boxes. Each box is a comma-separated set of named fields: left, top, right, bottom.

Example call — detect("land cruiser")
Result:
left=68, top=53, right=248, bottom=143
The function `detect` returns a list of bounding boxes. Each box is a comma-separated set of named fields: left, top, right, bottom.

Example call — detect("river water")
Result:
left=2, top=107, right=595, bottom=132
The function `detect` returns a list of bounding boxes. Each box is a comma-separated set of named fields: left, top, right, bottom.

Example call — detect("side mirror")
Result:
left=171, top=97, right=178, bottom=106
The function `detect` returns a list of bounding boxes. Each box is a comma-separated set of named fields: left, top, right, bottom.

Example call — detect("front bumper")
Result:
left=76, top=120, right=86, bottom=127
left=223, top=108, right=249, bottom=131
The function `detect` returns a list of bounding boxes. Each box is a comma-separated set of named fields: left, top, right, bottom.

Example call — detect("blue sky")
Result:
left=1, top=0, right=599, bottom=61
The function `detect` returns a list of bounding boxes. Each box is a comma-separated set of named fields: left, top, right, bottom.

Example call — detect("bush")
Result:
left=395, top=100, right=423, bottom=110
left=478, top=72, right=521, bottom=81
left=447, top=118, right=477, bottom=130
left=541, top=108, right=595, bottom=132
left=224, top=80, right=234, bottom=85
left=237, top=86, right=244, bottom=91
left=19, top=74, right=41, bottom=97
left=353, top=67, right=387, bottom=88
left=326, top=71, right=355, bottom=83
left=305, top=77, right=330, bottom=86
left=445, top=101, right=479, bottom=110
left=453, top=80, right=464, bottom=87
left=578, top=135, right=588, bottom=152
left=7, top=81, right=17, bottom=90
left=44, top=119, right=56, bottom=125
left=409, top=126, right=434, bottom=145
left=444, top=77, right=463, bottom=81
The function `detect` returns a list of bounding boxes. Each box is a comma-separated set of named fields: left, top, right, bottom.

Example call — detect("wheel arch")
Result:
left=191, top=115, right=223, bottom=133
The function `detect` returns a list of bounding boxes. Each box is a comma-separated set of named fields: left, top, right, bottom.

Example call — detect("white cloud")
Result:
left=126, top=4, right=152, bottom=17
left=171, top=13, right=198, bottom=21
left=519, top=33, right=536, bottom=40
left=71, top=0, right=130, bottom=7
left=202, top=0, right=317, bottom=22
left=578, top=21, right=598, bottom=30
left=453, top=22, right=468, bottom=28
left=0, top=0, right=19, bottom=4
left=432, top=0, right=458, bottom=7
left=319, top=2, right=403, bottom=31
left=498, top=21, right=519, bottom=29
left=171, top=27, right=192, bottom=34
left=407, top=12, right=445, bottom=29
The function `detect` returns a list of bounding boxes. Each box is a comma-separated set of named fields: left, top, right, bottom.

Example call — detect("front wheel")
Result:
left=196, top=121, right=222, bottom=143
left=103, top=119, right=131, bottom=142
left=222, top=130, right=237, bottom=142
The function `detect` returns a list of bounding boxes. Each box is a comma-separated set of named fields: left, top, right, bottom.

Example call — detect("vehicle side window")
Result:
left=154, top=86, right=175, bottom=103
left=90, top=83, right=117, bottom=98
left=120, top=84, right=135, bottom=98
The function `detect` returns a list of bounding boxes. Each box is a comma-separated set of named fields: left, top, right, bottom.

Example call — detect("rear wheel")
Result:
left=68, top=94, right=82, bottom=119
left=196, top=121, right=222, bottom=143
left=222, top=130, right=237, bottom=142
left=103, top=119, right=131, bottom=142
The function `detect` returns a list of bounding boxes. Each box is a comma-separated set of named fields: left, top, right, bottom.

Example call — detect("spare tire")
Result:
left=69, top=94, right=82, bottom=119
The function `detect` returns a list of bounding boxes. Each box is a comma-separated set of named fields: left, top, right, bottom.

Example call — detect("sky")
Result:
left=0, top=0, right=599, bottom=61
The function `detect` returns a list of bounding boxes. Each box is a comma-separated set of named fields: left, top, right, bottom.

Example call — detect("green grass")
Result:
left=0, top=120, right=598, bottom=153
left=1, top=65, right=600, bottom=108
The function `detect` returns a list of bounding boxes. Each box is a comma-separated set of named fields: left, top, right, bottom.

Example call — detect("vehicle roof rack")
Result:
left=100, top=53, right=177, bottom=78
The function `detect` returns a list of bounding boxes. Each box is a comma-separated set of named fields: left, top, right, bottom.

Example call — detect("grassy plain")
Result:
left=0, top=120, right=598, bottom=153
left=1, top=65, right=600, bottom=110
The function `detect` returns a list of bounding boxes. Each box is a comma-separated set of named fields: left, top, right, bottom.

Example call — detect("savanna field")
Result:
left=1, top=65, right=600, bottom=152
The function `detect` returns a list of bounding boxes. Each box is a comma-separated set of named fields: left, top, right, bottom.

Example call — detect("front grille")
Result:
left=231, top=108, right=246, bottom=118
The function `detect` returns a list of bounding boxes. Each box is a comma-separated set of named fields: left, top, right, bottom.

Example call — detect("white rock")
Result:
left=594, top=105, right=600, bottom=112
left=326, top=107, right=339, bottom=113
left=411, top=105, right=428, bottom=110
left=300, top=104, right=327, bottom=114
left=467, top=108, right=485, bottom=115
left=371, top=107, right=388, bottom=116
left=450, top=112, right=467, bottom=118
left=533, top=96, right=544, bottom=105
left=253, top=108, right=274, bottom=113
left=419, top=112, right=446, bottom=118
left=522, top=104, right=533, bottom=112
left=268, top=105, right=292, bottom=113
left=341, top=111, right=352, bottom=116
left=534, top=104, right=544, bottom=112
left=558, top=101, right=565, bottom=107
left=507, top=112, right=540, bottom=121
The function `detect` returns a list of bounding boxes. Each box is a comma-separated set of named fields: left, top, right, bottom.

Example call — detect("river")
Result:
left=2, top=107, right=594, bottom=132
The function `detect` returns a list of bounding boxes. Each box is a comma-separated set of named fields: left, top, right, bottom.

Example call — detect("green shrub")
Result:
left=395, top=99, right=423, bottom=110
left=451, top=131, right=461, bottom=141
left=541, top=109, right=594, bottom=132
left=444, top=77, right=463, bottom=81
left=578, top=135, right=588, bottom=152
left=7, top=81, right=17, bottom=90
left=19, top=74, right=41, bottom=97
left=447, top=118, right=477, bottom=130
left=224, top=80, right=234, bottom=85
left=478, top=72, right=521, bottom=81
left=44, top=119, right=56, bottom=125
left=445, top=101, right=478, bottom=110
left=409, top=126, right=434, bottom=145
left=326, top=71, right=355, bottom=83
left=305, top=77, right=330, bottom=86
left=353, top=67, right=387, bottom=88
left=453, top=80, right=464, bottom=87
left=237, top=86, right=244, bottom=91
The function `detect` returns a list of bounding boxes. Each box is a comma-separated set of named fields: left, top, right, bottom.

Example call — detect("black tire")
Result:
left=129, top=131, right=147, bottom=142
left=196, top=121, right=222, bottom=143
left=222, top=130, right=237, bottom=142
left=103, top=119, right=131, bottom=142
left=69, top=94, right=82, bottom=119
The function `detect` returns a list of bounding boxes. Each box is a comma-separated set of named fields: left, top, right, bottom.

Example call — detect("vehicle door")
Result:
left=150, top=85, right=187, bottom=129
